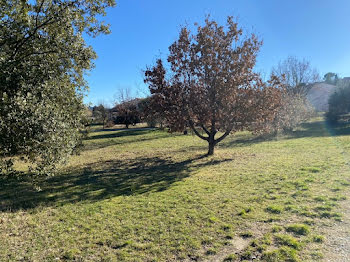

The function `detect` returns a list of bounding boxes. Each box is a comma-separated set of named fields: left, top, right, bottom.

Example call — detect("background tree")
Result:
left=112, top=88, right=140, bottom=128
left=263, top=92, right=315, bottom=134
left=269, top=56, right=318, bottom=133
left=324, top=72, right=339, bottom=85
left=145, top=17, right=283, bottom=155
left=115, top=87, right=132, bottom=105
left=92, top=103, right=109, bottom=128
left=326, top=81, right=350, bottom=122
left=137, top=97, right=165, bottom=128
left=0, top=0, right=115, bottom=175
left=113, top=98, right=142, bottom=128
left=272, top=56, right=320, bottom=96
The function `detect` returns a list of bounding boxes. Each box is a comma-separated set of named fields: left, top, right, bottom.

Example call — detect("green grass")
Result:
left=1, top=117, right=350, bottom=261
left=262, top=246, right=299, bottom=262
left=285, top=224, right=310, bottom=236
left=312, top=235, right=325, bottom=243
left=271, top=225, right=283, bottom=233
left=224, top=253, right=238, bottom=261
left=274, top=234, right=301, bottom=250
left=265, top=205, right=283, bottom=214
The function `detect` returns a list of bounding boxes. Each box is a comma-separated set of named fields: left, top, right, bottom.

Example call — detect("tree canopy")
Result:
left=113, top=98, right=142, bottom=129
left=145, top=17, right=283, bottom=155
left=0, top=0, right=115, bottom=175
left=324, top=72, right=339, bottom=85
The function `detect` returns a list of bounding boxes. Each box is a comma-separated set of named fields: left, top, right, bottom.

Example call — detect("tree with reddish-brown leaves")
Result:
left=144, top=17, right=283, bottom=155
left=138, top=97, right=166, bottom=128
left=113, top=98, right=142, bottom=129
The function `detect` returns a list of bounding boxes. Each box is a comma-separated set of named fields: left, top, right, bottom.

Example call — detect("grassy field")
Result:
left=1, top=117, right=350, bottom=261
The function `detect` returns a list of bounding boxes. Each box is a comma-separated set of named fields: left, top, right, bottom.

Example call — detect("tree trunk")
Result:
left=207, top=120, right=216, bottom=156
left=207, top=133, right=215, bottom=155
left=207, top=140, right=215, bottom=155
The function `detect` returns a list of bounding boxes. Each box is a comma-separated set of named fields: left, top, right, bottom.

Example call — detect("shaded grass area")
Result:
left=0, top=155, right=232, bottom=211
left=83, top=128, right=174, bottom=151
left=1, top=119, right=350, bottom=261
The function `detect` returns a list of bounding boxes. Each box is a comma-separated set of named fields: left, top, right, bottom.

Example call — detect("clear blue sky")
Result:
left=85, top=0, right=350, bottom=106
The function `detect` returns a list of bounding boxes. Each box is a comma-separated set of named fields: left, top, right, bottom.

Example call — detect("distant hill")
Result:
left=307, top=82, right=337, bottom=112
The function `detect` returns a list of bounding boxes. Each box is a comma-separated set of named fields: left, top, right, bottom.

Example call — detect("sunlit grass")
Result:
left=1, top=117, right=350, bottom=261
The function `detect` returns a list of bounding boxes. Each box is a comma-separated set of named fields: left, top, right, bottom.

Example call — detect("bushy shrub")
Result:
left=0, top=0, right=115, bottom=176
left=265, top=93, right=314, bottom=134
left=326, top=82, right=350, bottom=122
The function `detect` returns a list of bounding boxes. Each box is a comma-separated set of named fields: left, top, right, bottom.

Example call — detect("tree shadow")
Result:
left=83, top=128, right=176, bottom=151
left=86, top=128, right=155, bottom=141
left=221, top=120, right=350, bottom=149
left=0, top=155, right=231, bottom=212
left=284, top=120, right=350, bottom=139
left=219, top=133, right=276, bottom=149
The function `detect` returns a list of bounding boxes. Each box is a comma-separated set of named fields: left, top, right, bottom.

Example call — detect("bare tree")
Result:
left=272, top=56, right=320, bottom=95
left=145, top=16, right=283, bottom=155
left=115, top=87, right=133, bottom=104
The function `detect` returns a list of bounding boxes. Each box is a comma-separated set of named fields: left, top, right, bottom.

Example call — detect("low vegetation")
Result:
left=1, top=116, right=350, bottom=261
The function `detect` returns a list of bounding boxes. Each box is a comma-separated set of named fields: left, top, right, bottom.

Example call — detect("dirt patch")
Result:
left=205, top=236, right=251, bottom=262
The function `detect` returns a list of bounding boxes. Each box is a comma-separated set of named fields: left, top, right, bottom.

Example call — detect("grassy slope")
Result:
left=1, top=118, right=350, bottom=261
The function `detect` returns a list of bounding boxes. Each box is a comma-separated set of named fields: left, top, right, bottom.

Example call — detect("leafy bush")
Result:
left=264, top=93, right=314, bottom=134
left=0, top=0, right=115, bottom=176
left=326, top=82, right=350, bottom=122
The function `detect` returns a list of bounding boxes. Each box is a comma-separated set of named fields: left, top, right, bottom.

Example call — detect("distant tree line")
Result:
left=90, top=96, right=164, bottom=129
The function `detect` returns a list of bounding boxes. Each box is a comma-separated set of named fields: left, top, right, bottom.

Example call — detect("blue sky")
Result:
left=85, top=0, right=350, bottom=106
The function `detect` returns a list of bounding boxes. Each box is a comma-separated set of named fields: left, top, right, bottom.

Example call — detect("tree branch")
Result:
left=11, top=17, right=57, bottom=60
left=189, top=121, right=209, bottom=141
left=214, top=128, right=232, bottom=145
left=201, top=124, right=210, bottom=135
left=35, top=0, right=46, bottom=27
left=15, top=50, right=58, bottom=62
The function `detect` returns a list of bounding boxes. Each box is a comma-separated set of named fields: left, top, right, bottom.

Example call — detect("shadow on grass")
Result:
left=221, top=134, right=274, bottom=149
left=291, top=120, right=350, bottom=138
left=83, top=128, right=176, bottom=151
left=0, top=155, right=231, bottom=212
left=220, top=120, right=350, bottom=149
left=86, top=128, right=156, bottom=140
